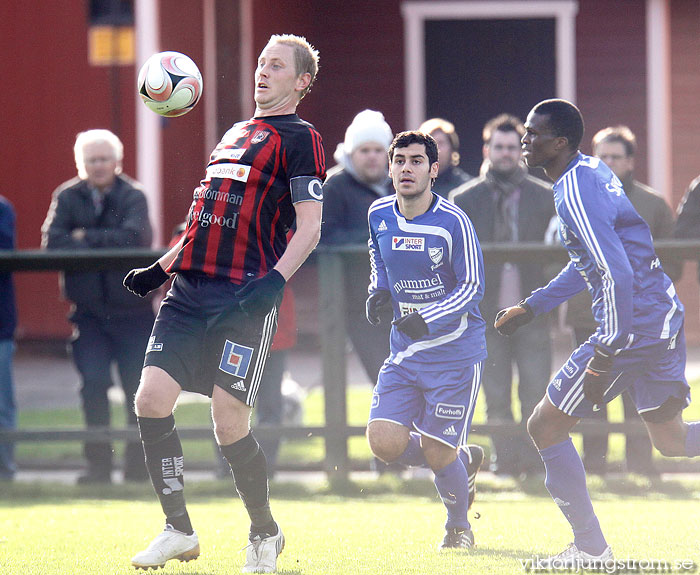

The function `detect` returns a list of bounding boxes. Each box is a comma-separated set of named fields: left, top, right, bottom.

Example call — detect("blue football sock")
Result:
left=394, top=432, right=427, bottom=467
left=539, top=438, right=607, bottom=555
left=433, top=457, right=470, bottom=530
left=684, top=422, right=700, bottom=457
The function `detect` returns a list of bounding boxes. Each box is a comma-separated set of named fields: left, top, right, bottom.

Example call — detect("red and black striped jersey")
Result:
left=169, top=114, right=325, bottom=283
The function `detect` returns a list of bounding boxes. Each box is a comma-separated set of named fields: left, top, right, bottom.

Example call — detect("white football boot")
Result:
left=131, top=524, right=200, bottom=570
left=545, top=542, right=613, bottom=569
left=242, top=525, right=285, bottom=573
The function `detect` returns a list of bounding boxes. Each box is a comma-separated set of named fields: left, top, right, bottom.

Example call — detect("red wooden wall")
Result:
left=1, top=0, right=699, bottom=342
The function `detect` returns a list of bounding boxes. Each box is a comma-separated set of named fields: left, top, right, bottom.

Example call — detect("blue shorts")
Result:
left=548, top=329, right=690, bottom=419
left=144, top=272, right=280, bottom=405
left=368, top=361, right=482, bottom=448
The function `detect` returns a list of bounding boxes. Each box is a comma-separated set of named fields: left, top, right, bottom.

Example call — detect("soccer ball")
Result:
left=137, top=51, right=203, bottom=117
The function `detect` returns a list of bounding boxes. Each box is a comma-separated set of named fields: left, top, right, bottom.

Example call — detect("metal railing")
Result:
left=0, top=241, right=698, bottom=479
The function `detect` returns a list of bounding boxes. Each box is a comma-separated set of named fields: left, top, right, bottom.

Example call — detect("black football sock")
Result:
left=138, top=415, right=193, bottom=535
left=219, top=432, right=276, bottom=535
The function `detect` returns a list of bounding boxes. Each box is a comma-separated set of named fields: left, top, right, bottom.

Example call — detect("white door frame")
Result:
left=401, top=1, right=579, bottom=130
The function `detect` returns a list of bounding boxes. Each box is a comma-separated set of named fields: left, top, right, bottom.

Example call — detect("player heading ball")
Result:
left=125, top=34, right=325, bottom=574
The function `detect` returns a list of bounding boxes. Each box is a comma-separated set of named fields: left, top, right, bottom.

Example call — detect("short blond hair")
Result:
left=74, top=129, right=123, bottom=179
left=267, top=34, right=319, bottom=100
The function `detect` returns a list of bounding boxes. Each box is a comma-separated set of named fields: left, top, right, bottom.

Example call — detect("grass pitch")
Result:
left=2, top=480, right=700, bottom=575
left=17, top=376, right=700, bottom=472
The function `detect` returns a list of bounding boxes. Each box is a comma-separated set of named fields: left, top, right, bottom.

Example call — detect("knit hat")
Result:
left=343, top=110, right=393, bottom=153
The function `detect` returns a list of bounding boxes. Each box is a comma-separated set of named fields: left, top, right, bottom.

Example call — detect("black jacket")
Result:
left=675, top=174, right=700, bottom=281
left=451, top=174, right=555, bottom=323
left=676, top=175, right=700, bottom=240
left=41, top=174, right=153, bottom=318
left=320, top=168, right=393, bottom=246
left=0, top=196, right=16, bottom=339
left=432, top=166, right=473, bottom=199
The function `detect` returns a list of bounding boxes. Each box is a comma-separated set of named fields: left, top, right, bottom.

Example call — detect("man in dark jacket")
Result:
left=451, top=114, right=555, bottom=477
left=321, top=110, right=394, bottom=388
left=0, top=195, right=17, bottom=480
left=42, top=129, right=154, bottom=484
left=675, top=174, right=700, bottom=283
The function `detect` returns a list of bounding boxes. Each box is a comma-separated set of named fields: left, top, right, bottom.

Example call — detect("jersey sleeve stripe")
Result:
left=661, top=283, right=677, bottom=339
left=420, top=202, right=481, bottom=323
left=368, top=199, right=393, bottom=291
left=307, top=127, right=325, bottom=177
left=440, top=200, right=479, bottom=283
left=423, top=203, right=479, bottom=319
left=562, top=170, right=619, bottom=346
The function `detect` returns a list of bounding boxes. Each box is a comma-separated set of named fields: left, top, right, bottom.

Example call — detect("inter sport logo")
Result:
left=392, top=236, right=425, bottom=251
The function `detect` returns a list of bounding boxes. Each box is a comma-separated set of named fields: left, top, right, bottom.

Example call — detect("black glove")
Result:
left=123, top=262, right=169, bottom=297
left=235, top=269, right=286, bottom=316
left=583, top=347, right=614, bottom=407
left=494, top=301, right=534, bottom=336
left=366, top=291, right=392, bottom=326
left=392, top=312, right=429, bottom=340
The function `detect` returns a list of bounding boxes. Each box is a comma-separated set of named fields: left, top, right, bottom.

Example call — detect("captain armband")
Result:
left=290, top=175, right=323, bottom=203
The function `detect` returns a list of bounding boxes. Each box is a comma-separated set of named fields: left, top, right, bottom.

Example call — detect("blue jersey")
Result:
left=368, top=194, right=486, bottom=370
left=527, top=153, right=683, bottom=352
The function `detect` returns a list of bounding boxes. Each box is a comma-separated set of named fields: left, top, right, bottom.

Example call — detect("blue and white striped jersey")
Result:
left=368, top=193, right=486, bottom=370
left=526, top=153, right=683, bottom=352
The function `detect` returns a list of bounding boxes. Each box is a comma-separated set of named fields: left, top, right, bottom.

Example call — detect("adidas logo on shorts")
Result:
left=230, top=380, right=246, bottom=392
left=443, top=425, right=458, bottom=437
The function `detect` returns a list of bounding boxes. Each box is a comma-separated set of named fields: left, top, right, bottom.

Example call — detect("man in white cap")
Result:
left=321, top=110, right=394, bottom=446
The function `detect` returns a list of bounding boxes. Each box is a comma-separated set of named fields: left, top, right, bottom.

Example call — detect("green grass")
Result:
left=17, top=375, right=700, bottom=471
left=2, top=483, right=700, bottom=575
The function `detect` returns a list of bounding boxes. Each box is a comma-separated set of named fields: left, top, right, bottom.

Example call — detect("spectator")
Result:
left=0, top=195, right=17, bottom=481
left=570, top=125, right=676, bottom=476
left=451, top=113, right=555, bottom=478
left=41, top=129, right=154, bottom=484
left=321, top=110, right=393, bottom=386
left=418, top=118, right=473, bottom=199
left=676, top=174, right=700, bottom=284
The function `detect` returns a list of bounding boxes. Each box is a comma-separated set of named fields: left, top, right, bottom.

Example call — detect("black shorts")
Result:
left=144, top=272, right=280, bottom=406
